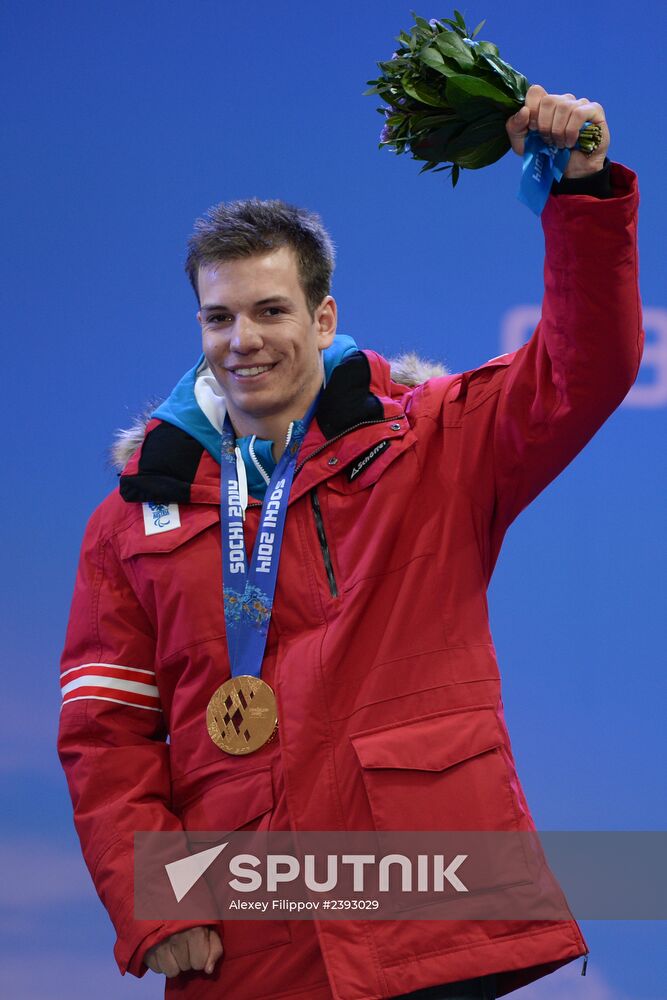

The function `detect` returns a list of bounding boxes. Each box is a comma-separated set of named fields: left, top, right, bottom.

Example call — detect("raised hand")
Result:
left=506, top=84, right=610, bottom=178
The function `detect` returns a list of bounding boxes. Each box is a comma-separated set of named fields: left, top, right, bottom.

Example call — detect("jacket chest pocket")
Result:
left=117, top=506, right=226, bottom=659
left=351, top=708, right=533, bottom=898
left=175, top=765, right=292, bottom=960
left=318, top=435, right=433, bottom=594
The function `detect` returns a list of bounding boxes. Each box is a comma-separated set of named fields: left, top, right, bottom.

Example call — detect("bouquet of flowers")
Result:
left=365, top=10, right=602, bottom=186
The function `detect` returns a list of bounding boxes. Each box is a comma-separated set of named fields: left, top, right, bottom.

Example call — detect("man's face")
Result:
left=197, top=246, right=337, bottom=438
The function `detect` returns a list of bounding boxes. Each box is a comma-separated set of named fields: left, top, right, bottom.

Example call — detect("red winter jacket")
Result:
left=58, top=164, right=643, bottom=999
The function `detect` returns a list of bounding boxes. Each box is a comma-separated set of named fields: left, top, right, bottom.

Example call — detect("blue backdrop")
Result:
left=1, top=1, right=665, bottom=997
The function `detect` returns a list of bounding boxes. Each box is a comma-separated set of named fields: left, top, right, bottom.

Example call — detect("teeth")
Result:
left=234, top=365, right=272, bottom=377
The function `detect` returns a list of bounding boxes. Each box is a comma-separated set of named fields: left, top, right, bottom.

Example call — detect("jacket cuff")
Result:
left=541, top=163, right=638, bottom=266
left=550, top=157, right=612, bottom=198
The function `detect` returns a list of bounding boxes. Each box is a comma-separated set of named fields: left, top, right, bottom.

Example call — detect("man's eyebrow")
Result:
left=201, top=296, right=294, bottom=313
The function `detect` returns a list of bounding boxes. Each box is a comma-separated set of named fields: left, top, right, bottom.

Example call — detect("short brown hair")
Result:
left=184, top=198, right=336, bottom=317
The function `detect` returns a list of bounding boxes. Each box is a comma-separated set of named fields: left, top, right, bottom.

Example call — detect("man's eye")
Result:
left=263, top=307, right=284, bottom=317
left=208, top=314, right=230, bottom=324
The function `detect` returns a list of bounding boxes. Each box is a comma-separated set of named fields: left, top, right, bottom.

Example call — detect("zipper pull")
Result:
left=234, top=446, right=248, bottom=521
left=581, top=952, right=589, bottom=976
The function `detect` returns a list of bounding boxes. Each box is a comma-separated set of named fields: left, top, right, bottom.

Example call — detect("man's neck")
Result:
left=268, top=418, right=295, bottom=464
left=230, top=391, right=322, bottom=464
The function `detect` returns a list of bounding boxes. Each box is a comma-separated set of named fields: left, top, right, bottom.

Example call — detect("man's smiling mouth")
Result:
left=227, top=363, right=276, bottom=378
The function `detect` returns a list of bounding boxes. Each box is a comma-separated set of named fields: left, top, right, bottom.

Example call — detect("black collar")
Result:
left=119, top=351, right=383, bottom=504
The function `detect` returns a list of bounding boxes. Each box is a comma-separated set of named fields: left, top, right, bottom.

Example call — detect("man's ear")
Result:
left=316, top=295, right=337, bottom=349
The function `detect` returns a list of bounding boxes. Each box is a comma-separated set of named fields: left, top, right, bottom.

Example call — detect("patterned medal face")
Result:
left=206, top=676, right=278, bottom=755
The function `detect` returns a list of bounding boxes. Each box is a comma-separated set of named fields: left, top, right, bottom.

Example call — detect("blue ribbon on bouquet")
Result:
left=517, top=130, right=571, bottom=215
left=518, top=123, right=597, bottom=215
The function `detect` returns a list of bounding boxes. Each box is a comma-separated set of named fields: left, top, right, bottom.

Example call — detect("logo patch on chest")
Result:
left=142, top=502, right=181, bottom=535
left=345, top=440, right=391, bottom=482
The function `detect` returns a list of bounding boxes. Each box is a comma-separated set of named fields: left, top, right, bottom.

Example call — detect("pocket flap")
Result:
left=326, top=431, right=418, bottom=495
left=350, top=708, right=502, bottom=772
left=178, top=765, right=274, bottom=835
left=117, top=505, right=220, bottom=559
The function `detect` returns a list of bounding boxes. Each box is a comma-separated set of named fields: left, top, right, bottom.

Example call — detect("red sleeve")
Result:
left=57, top=500, right=218, bottom=977
left=490, top=162, right=642, bottom=559
left=425, top=162, right=643, bottom=579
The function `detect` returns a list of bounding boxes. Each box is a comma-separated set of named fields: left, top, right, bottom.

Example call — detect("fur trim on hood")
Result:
left=110, top=351, right=449, bottom=472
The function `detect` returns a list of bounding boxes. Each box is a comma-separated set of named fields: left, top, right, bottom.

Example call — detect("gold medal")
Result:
left=206, top=676, right=278, bottom=755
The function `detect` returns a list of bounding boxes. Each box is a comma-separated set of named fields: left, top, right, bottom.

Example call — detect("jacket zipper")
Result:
left=243, top=414, right=404, bottom=597
left=310, top=488, right=338, bottom=597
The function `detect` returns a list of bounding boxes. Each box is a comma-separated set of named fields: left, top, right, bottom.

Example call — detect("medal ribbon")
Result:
left=219, top=391, right=321, bottom=678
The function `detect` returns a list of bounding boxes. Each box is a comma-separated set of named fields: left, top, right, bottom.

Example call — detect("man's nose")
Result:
left=229, top=316, right=263, bottom=353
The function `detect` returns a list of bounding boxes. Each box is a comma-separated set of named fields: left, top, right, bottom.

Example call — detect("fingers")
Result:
left=542, top=94, right=576, bottom=148
left=145, top=927, right=223, bottom=979
left=564, top=101, right=606, bottom=148
left=144, top=949, right=161, bottom=975
left=507, top=105, right=530, bottom=135
left=523, top=83, right=546, bottom=124
left=505, top=105, right=530, bottom=156
left=508, top=84, right=609, bottom=160
left=205, top=928, right=224, bottom=975
left=534, top=92, right=576, bottom=144
left=173, top=929, right=195, bottom=973
left=146, top=938, right=182, bottom=978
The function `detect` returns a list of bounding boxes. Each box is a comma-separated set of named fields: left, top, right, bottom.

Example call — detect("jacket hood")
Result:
left=111, top=339, right=449, bottom=473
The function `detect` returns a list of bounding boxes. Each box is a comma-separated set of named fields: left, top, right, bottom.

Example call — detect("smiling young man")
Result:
left=58, top=86, right=643, bottom=1000
left=196, top=244, right=337, bottom=458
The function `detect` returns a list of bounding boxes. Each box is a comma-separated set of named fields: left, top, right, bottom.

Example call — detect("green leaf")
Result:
left=434, top=31, right=475, bottom=68
left=475, top=40, right=499, bottom=56
left=380, top=57, right=408, bottom=73
left=446, top=74, right=517, bottom=113
left=401, top=75, right=443, bottom=107
left=442, top=97, right=500, bottom=124
left=472, top=20, right=486, bottom=38
left=452, top=133, right=511, bottom=169
left=451, top=163, right=460, bottom=186
left=414, top=112, right=459, bottom=129
left=437, top=17, right=466, bottom=36
left=410, top=119, right=467, bottom=161
left=476, top=51, right=528, bottom=100
left=445, top=114, right=508, bottom=155
left=418, top=45, right=445, bottom=67
left=418, top=45, right=459, bottom=77
left=413, top=13, right=432, bottom=32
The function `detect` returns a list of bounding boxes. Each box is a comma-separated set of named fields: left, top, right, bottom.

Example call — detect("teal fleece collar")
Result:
left=152, top=334, right=359, bottom=498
